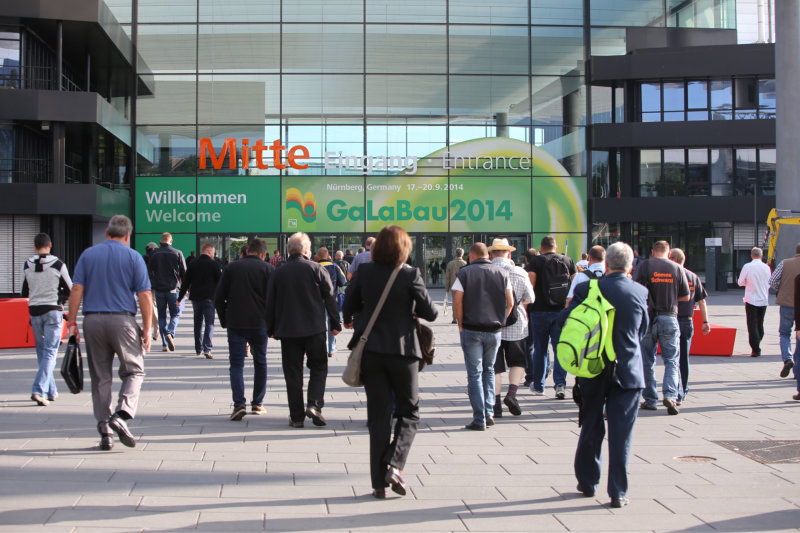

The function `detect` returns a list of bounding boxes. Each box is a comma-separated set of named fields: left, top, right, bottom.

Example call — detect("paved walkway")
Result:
left=1, top=289, right=799, bottom=532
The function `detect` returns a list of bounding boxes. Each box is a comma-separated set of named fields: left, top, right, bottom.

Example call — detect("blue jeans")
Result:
left=779, top=306, right=799, bottom=364
left=460, top=329, right=501, bottom=426
left=192, top=299, right=215, bottom=354
left=677, top=316, right=694, bottom=401
left=530, top=311, right=566, bottom=392
left=325, top=313, right=337, bottom=354
left=155, top=290, right=180, bottom=347
left=641, top=315, right=680, bottom=406
left=30, top=310, right=62, bottom=398
left=227, top=327, right=268, bottom=407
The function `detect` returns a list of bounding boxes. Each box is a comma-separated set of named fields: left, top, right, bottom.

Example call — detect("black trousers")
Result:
left=362, top=351, right=419, bottom=490
left=280, top=332, right=328, bottom=422
left=574, top=373, right=641, bottom=499
left=745, top=303, right=767, bottom=355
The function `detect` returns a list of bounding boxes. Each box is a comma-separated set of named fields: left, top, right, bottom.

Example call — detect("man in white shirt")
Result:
left=737, top=247, right=772, bottom=357
left=565, top=246, right=606, bottom=307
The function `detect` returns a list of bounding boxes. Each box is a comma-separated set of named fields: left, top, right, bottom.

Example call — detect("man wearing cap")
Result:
left=488, top=239, right=534, bottom=418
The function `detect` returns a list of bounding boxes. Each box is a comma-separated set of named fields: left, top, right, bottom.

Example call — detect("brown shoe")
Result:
left=230, top=405, right=246, bottom=421
left=31, top=394, right=49, bottom=406
left=251, top=404, right=266, bottom=415
left=793, top=393, right=800, bottom=401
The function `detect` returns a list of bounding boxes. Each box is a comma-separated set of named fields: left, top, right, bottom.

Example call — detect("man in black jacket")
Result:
left=178, top=242, right=222, bottom=359
left=266, top=232, right=341, bottom=428
left=148, top=233, right=187, bottom=352
left=215, top=238, right=275, bottom=421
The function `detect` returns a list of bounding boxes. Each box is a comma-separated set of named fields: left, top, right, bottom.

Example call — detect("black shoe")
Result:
left=99, top=435, right=113, bottom=451
left=493, top=403, right=503, bottom=418
left=385, top=466, right=407, bottom=496
left=503, top=394, right=522, bottom=416
left=451, top=319, right=458, bottom=324
left=486, top=416, right=495, bottom=427
left=289, top=418, right=304, bottom=428
left=577, top=484, right=594, bottom=497
left=522, top=379, right=532, bottom=387
left=751, top=351, right=761, bottom=357
left=306, top=406, right=327, bottom=426
left=165, top=333, right=175, bottom=351
left=230, top=405, right=247, bottom=421
left=639, top=402, right=657, bottom=411
left=610, top=496, right=630, bottom=508
left=108, top=413, right=136, bottom=448
left=780, top=359, right=794, bottom=378
left=372, top=488, right=386, bottom=499
left=464, top=423, right=486, bottom=431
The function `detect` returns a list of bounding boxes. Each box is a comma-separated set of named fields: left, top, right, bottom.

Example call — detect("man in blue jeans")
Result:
left=452, top=243, right=513, bottom=430
left=215, top=238, right=275, bottom=420
left=634, top=241, right=690, bottom=415
left=769, top=243, right=800, bottom=379
left=21, top=233, right=73, bottom=406
left=178, top=242, right=222, bottom=359
left=148, top=232, right=186, bottom=352
left=525, top=236, right=576, bottom=399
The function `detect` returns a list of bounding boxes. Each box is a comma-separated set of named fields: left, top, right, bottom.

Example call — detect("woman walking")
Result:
left=343, top=225, right=438, bottom=498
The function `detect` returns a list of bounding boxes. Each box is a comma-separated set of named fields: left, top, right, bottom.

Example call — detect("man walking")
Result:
left=348, top=237, right=375, bottom=280
left=21, top=233, right=72, bottom=406
left=66, top=215, right=152, bottom=450
left=769, top=243, right=800, bottom=378
left=215, top=238, right=275, bottom=420
left=452, top=243, right=513, bottom=430
left=633, top=240, right=690, bottom=415
left=569, top=242, right=649, bottom=508
left=316, top=247, right=347, bottom=358
left=148, top=232, right=186, bottom=352
left=525, top=236, right=576, bottom=399
left=566, top=245, right=606, bottom=307
left=266, top=233, right=341, bottom=428
left=737, top=247, right=771, bottom=357
left=178, top=242, right=222, bottom=359
left=668, top=248, right=710, bottom=404
left=488, top=239, right=534, bottom=418
left=444, top=247, right=467, bottom=324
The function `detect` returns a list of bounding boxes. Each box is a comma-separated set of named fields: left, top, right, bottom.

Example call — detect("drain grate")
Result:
left=713, top=440, right=800, bottom=464
left=675, top=456, right=716, bottom=462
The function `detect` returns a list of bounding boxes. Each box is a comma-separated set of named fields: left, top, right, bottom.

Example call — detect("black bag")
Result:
left=416, top=319, right=435, bottom=371
left=60, top=335, right=84, bottom=394
left=504, top=296, right=520, bottom=327
left=541, top=255, right=571, bottom=307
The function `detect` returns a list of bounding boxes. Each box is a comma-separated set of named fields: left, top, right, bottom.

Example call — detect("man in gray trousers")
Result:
left=67, top=215, right=153, bottom=451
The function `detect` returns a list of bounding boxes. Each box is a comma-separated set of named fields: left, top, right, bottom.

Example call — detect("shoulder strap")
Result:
left=360, top=265, right=402, bottom=341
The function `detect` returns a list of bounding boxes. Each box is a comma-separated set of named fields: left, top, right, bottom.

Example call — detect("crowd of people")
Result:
left=19, top=214, right=800, bottom=506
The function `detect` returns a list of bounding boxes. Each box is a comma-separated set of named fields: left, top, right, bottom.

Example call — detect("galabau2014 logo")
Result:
left=285, top=188, right=316, bottom=227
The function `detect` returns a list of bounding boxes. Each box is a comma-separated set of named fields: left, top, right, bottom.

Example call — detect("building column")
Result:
left=776, top=0, right=800, bottom=213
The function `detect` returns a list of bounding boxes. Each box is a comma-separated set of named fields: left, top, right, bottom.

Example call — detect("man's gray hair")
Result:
left=606, top=242, right=634, bottom=272
left=455, top=247, right=464, bottom=257
left=751, top=247, right=763, bottom=258
left=335, top=250, right=343, bottom=259
left=287, top=232, right=311, bottom=255
left=106, top=215, right=132, bottom=238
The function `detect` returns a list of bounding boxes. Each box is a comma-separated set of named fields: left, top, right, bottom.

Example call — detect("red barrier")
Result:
left=656, top=308, right=736, bottom=357
left=0, top=298, right=68, bottom=349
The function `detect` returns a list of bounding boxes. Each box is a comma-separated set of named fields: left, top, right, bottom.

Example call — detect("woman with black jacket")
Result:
left=342, top=225, right=438, bottom=498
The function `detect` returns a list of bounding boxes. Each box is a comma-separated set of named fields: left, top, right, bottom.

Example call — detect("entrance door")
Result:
left=421, top=235, right=446, bottom=287
left=486, top=234, right=528, bottom=266
left=312, top=235, right=338, bottom=256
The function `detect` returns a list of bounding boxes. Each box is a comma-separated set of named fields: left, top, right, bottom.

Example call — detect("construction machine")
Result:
left=764, top=208, right=800, bottom=268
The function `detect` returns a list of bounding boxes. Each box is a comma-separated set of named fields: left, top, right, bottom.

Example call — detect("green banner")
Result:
left=532, top=177, right=587, bottom=233
left=449, top=176, right=531, bottom=233
left=282, top=176, right=365, bottom=232
left=135, top=176, right=279, bottom=234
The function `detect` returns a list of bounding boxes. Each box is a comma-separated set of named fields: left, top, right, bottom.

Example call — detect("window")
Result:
left=662, top=149, right=686, bottom=195
left=686, top=80, right=708, bottom=120
left=662, top=81, right=684, bottom=121
left=687, top=149, right=709, bottom=195
left=710, top=148, right=733, bottom=196
left=759, top=148, right=775, bottom=196
left=641, top=82, right=661, bottom=122
left=734, top=148, right=757, bottom=195
left=639, top=149, right=660, bottom=197
left=758, top=79, right=776, bottom=119
left=710, top=80, right=732, bottom=120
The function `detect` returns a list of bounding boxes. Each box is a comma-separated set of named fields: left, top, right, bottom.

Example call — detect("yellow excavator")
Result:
left=764, top=208, right=800, bottom=268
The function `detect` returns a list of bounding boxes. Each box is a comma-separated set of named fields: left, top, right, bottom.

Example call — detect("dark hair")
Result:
left=34, top=233, right=51, bottom=250
left=371, top=225, right=412, bottom=267
left=653, top=240, right=670, bottom=253
left=588, top=245, right=606, bottom=262
left=540, top=236, right=556, bottom=251
left=248, top=238, right=267, bottom=256
left=239, top=245, right=248, bottom=257
left=525, top=248, right=540, bottom=261
left=469, top=242, right=488, bottom=257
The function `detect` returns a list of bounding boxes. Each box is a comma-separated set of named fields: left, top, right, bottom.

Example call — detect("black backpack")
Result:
left=540, top=254, right=571, bottom=307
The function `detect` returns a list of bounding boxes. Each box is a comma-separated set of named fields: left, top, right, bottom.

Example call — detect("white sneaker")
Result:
left=555, top=385, right=566, bottom=400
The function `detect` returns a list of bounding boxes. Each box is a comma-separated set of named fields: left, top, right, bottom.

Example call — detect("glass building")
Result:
left=2, top=0, right=772, bottom=292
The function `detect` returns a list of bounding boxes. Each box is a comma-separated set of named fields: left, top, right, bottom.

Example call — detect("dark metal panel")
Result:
left=593, top=196, right=775, bottom=224
left=591, top=120, right=776, bottom=149
left=0, top=90, right=99, bottom=123
left=36, top=184, right=99, bottom=215
left=591, top=43, right=775, bottom=85
left=0, top=184, right=38, bottom=214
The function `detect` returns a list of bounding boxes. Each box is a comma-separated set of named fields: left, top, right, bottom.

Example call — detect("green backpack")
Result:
left=557, top=279, right=616, bottom=378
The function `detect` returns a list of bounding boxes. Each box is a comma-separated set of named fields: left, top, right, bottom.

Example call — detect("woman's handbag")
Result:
left=60, top=335, right=84, bottom=394
left=342, top=266, right=402, bottom=387
left=415, top=319, right=435, bottom=371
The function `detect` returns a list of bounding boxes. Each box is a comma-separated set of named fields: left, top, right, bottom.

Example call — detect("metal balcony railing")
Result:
left=0, top=65, right=83, bottom=92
